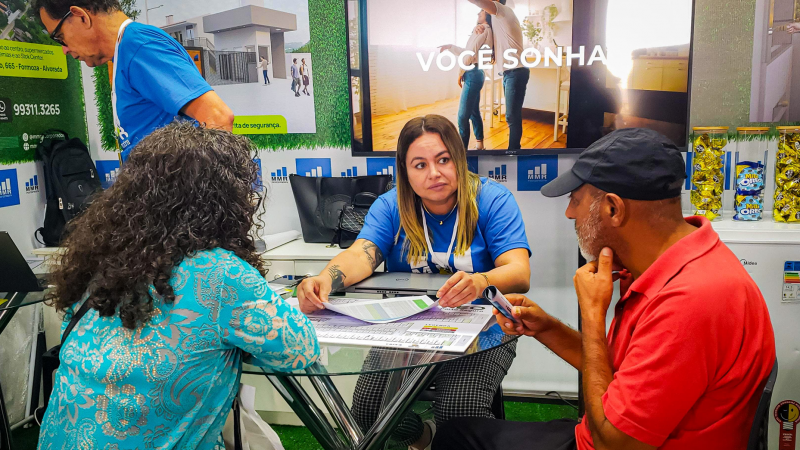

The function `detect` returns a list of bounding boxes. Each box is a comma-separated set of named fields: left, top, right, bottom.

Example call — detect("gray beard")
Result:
left=576, top=197, right=602, bottom=263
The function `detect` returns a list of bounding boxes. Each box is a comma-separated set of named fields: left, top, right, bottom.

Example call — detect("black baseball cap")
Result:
left=541, top=128, right=686, bottom=200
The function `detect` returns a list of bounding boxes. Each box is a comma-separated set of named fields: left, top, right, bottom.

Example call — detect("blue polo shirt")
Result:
left=115, top=22, right=213, bottom=161
left=357, top=178, right=531, bottom=274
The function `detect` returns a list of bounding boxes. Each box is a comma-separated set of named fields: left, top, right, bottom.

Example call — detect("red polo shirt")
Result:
left=575, top=216, right=775, bottom=450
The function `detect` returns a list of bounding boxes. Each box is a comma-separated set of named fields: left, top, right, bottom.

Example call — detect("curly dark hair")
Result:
left=32, top=0, right=120, bottom=21
left=47, top=122, right=266, bottom=330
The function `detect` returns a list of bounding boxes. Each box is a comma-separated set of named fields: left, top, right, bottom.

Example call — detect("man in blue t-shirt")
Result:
left=36, top=0, right=234, bottom=161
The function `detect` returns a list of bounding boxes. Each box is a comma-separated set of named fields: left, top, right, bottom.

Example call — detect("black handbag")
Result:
left=289, top=174, right=391, bottom=243
left=39, top=299, right=93, bottom=419
left=334, top=192, right=379, bottom=249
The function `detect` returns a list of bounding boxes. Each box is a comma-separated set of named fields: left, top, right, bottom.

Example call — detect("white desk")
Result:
left=261, top=239, right=384, bottom=280
left=33, top=241, right=350, bottom=280
left=260, top=239, right=345, bottom=281
left=30, top=247, right=64, bottom=260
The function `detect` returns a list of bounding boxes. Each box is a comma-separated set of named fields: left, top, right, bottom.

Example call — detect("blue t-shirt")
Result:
left=357, top=178, right=531, bottom=274
left=115, top=22, right=213, bottom=161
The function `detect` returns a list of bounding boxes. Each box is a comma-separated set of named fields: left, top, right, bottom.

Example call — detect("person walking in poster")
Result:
left=291, top=58, right=302, bottom=97
left=258, top=56, right=271, bottom=85
left=468, top=0, right=529, bottom=150
left=439, top=10, right=494, bottom=150
left=301, top=58, right=311, bottom=96
left=35, top=0, right=234, bottom=161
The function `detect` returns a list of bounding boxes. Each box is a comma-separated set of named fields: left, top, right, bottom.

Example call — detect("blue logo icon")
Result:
left=487, top=164, right=507, bottom=182
left=341, top=166, right=359, bottom=177
left=25, top=175, right=40, bottom=194
left=0, top=169, right=20, bottom=208
left=367, top=158, right=395, bottom=180
left=96, top=160, right=121, bottom=190
left=467, top=156, right=479, bottom=174
left=296, top=158, right=332, bottom=178
left=517, top=156, right=558, bottom=191
left=270, top=165, right=291, bottom=183
left=254, top=158, right=264, bottom=192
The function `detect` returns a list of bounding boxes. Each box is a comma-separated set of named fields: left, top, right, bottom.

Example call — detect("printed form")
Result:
left=289, top=298, right=495, bottom=352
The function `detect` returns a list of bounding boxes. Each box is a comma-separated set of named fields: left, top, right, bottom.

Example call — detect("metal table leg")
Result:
left=0, top=383, right=12, bottom=450
left=359, top=363, right=441, bottom=450
left=264, top=360, right=441, bottom=450
left=379, top=351, right=413, bottom=413
left=306, top=365, right=364, bottom=447
left=267, top=374, right=345, bottom=450
left=0, top=291, right=27, bottom=450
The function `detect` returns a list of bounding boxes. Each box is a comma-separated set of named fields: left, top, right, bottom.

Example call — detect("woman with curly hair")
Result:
left=37, top=123, right=319, bottom=449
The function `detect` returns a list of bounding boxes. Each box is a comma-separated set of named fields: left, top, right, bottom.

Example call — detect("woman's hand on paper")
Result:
left=494, top=294, right=554, bottom=337
left=297, top=276, right=331, bottom=314
left=438, top=271, right=488, bottom=308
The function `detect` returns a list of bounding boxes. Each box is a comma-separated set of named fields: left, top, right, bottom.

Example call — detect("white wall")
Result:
left=0, top=162, right=47, bottom=257
left=215, top=27, right=258, bottom=52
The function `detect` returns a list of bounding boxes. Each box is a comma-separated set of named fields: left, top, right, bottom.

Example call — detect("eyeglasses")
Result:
left=49, top=10, right=73, bottom=47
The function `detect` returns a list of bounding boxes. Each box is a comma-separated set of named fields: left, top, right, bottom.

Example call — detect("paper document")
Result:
left=289, top=298, right=495, bottom=352
left=323, top=296, right=438, bottom=323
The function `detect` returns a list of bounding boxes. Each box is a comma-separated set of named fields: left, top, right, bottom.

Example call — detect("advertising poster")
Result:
left=0, top=0, right=89, bottom=165
left=355, top=0, right=693, bottom=151
left=150, top=0, right=316, bottom=135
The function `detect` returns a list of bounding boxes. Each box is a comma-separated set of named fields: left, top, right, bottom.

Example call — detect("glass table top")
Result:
left=242, top=323, right=518, bottom=377
left=4, top=263, right=519, bottom=377
left=0, top=291, right=48, bottom=312
left=0, top=263, right=50, bottom=312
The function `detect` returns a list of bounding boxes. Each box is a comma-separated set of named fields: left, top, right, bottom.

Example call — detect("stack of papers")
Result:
left=288, top=297, right=495, bottom=352
left=323, top=296, right=438, bottom=323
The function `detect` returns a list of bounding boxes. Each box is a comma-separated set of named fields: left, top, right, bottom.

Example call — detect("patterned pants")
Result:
left=351, top=341, right=517, bottom=447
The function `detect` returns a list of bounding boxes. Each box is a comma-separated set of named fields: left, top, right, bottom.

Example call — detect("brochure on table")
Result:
left=323, top=296, right=439, bottom=323
left=287, top=298, right=495, bottom=352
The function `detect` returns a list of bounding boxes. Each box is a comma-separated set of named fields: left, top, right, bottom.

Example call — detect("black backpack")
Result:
left=35, top=131, right=103, bottom=247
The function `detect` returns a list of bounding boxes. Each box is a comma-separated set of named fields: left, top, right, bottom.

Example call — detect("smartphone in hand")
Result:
left=482, top=286, right=518, bottom=323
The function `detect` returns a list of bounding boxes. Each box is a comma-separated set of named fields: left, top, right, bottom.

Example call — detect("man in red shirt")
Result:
left=433, top=128, right=776, bottom=450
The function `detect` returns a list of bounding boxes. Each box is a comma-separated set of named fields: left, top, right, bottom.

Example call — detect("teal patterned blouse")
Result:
left=38, top=248, right=320, bottom=449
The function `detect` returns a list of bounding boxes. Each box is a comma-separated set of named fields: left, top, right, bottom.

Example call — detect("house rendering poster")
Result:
left=158, top=0, right=316, bottom=135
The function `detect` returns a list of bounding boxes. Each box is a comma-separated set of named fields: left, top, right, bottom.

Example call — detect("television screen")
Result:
left=346, top=0, right=695, bottom=154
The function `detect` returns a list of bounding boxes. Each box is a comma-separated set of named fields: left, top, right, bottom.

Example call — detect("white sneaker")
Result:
left=409, top=420, right=436, bottom=450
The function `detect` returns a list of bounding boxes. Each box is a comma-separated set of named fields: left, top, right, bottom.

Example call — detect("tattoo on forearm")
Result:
left=328, top=265, right=347, bottom=292
left=362, top=241, right=385, bottom=271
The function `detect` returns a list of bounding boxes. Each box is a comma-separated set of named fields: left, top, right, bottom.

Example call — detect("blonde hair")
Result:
left=395, top=115, right=481, bottom=265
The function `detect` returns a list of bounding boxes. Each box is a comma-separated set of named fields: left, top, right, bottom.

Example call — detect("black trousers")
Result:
left=433, top=417, right=579, bottom=450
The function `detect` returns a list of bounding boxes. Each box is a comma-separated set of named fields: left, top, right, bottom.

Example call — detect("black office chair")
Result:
left=746, top=359, right=779, bottom=450
left=417, top=383, right=505, bottom=420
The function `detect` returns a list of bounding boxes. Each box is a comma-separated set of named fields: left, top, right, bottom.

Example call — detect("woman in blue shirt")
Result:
left=38, top=123, right=319, bottom=449
left=298, top=114, right=530, bottom=450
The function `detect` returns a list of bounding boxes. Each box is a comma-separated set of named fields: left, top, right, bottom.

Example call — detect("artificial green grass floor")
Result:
left=13, top=401, right=578, bottom=450
left=274, top=401, right=579, bottom=450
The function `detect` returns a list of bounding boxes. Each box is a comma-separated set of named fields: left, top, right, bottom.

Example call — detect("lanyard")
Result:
left=421, top=205, right=458, bottom=271
left=111, top=18, right=133, bottom=146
